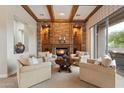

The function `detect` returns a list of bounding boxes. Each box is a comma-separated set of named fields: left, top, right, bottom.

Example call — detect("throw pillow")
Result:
left=95, top=60, right=102, bottom=65
left=101, top=55, right=112, bottom=67
left=18, top=57, right=30, bottom=66
left=94, top=57, right=102, bottom=65
left=76, top=51, right=80, bottom=57
left=76, top=52, right=81, bottom=57
left=31, top=57, right=39, bottom=64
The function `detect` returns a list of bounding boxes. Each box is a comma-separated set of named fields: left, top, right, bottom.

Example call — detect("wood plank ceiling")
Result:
left=21, top=5, right=102, bottom=22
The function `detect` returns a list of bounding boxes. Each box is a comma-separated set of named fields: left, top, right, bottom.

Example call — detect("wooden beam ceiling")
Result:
left=46, top=5, right=55, bottom=21
left=37, top=19, right=84, bottom=23
left=69, top=5, right=79, bottom=22
left=84, top=5, right=102, bottom=22
left=22, top=5, right=102, bottom=23
left=21, top=5, right=38, bottom=22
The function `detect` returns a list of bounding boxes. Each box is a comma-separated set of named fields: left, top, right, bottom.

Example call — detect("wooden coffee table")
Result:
left=55, top=58, right=72, bottom=73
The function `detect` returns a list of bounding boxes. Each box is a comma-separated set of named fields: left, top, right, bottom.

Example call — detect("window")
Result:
left=89, top=7, right=124, bottom=59
left=91, top=19, right=108, bottom=58
left=108, top=21, right=124, bottom=52
left=108, top=7, right=124, bottom=52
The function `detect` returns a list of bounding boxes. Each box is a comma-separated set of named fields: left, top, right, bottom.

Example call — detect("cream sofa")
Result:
left=79, top=62, right=115, bottom=88
left=17, top=58, right=51, bottom=88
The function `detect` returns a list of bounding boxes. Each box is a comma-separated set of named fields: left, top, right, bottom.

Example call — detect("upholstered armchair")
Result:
left=70, top=51, right=89, bottom=66
left=70, top=54, right=80, bottom=65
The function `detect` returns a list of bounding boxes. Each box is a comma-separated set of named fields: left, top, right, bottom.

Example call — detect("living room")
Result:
left=0, top=4, right=124, bottom=89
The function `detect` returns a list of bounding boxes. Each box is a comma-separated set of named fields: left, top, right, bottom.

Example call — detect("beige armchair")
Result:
left=70, top=51, right=89, bottom=66
left=17, top=58, right=51, bottom=88
left=70, top=54, right=80, bottom=65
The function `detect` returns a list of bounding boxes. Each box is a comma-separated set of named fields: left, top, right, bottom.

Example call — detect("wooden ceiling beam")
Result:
left=46, top=5, right=55, bottom=21
left=37, top=19, right=84, bottom=23
left=21, top=5, right=38, bottom=22
left=84, top=5, right=103, bottom=22
left=69, top=5, right=79, bottom=22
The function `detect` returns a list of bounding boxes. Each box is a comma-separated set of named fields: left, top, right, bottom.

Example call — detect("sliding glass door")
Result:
left=91, top=18, right=109, bottom=58
left=90, top=27, right=95, bottom=58
left=90, top=7, right=124, bottom=59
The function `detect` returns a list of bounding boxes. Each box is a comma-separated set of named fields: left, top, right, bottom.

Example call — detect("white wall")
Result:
left=0, top=6, right=8, bottom=78
left=0, top=6, right=37, bottom=77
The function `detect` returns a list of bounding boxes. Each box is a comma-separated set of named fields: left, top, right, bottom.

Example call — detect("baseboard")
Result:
left=0, top=74, right=8, bottom=78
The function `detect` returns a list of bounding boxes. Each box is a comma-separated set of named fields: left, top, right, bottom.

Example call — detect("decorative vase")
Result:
left=15, top=42, right=25, bottom=53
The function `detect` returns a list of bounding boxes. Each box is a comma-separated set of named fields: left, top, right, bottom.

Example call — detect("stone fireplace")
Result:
left=37, top=22, right=86, bottom=54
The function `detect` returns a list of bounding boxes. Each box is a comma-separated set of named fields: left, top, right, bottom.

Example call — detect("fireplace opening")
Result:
left=56, top=48, right=68, bottom=56
left=56, top=48, right=69, bottom=62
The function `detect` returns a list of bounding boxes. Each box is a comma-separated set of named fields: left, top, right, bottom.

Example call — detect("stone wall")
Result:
left=37, top=22, right=86, bottom=54
left=51, top=23, right=72, bottom=45
left=37, top=22, right=42, bottom=52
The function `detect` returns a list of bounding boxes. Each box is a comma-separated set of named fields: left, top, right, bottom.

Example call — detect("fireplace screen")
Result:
left=56, top=48, right=67, bottom=56
left=56, top=49, right=65, bottom=55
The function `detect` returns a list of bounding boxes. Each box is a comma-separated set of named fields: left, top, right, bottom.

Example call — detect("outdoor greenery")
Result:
left=108, top=30, right=124, bottom=48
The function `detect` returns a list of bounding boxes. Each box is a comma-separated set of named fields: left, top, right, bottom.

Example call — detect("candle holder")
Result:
left=58, top=36, right=66, bottom=43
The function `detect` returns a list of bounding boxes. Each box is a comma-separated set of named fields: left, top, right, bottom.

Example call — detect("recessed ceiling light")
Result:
left=59, top=13, right=65, bottom=16
left=40, top=14, right=44, bottom=16
left=76, top=14, right=80, bottom=16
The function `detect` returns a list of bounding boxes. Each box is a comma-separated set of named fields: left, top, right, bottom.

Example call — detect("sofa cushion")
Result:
left=37, top=58, right=44, bottom=63
left=76, top=51, right=82, bottom=57
left=28, top=57, right=39, bottom=65
left=87, top=59, right=96, bottom=64
left=18, top=57, right=31, bottom=66
left=31, top=57, right=39, bottom=64
left=80, top=63, right=115, bottom=75
left=72, top=57, right=79, bottom=60
left=38, top=52, right=48, bottom=58
left=101, top=55, right=112, bottom=67
left=94, top=57, right=102, bottom=65
left=20, top=62, right=51, bottom=73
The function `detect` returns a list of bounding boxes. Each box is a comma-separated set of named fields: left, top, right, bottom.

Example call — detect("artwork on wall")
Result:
left=15, top=42, right=25, bottom=53
left=13, top=18, right=29, bottom=54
